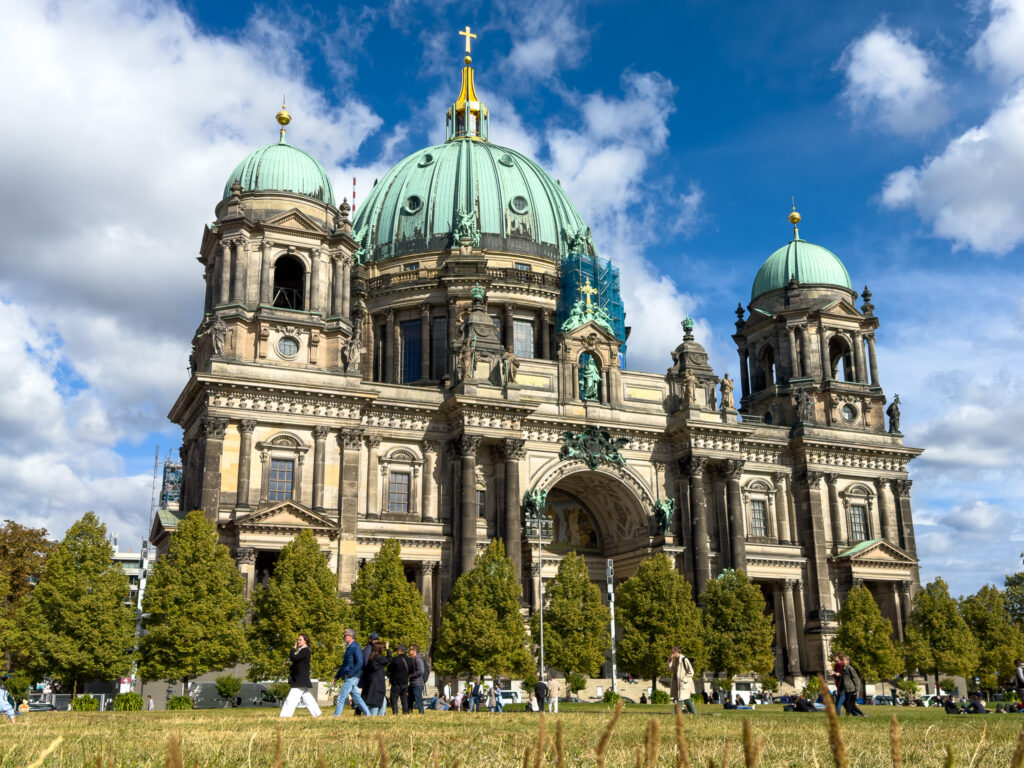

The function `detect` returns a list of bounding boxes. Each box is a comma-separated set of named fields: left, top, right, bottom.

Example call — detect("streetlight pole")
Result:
left=607, top=558, right=618, bottom=694
left=537, top=507, right=544, bottom=680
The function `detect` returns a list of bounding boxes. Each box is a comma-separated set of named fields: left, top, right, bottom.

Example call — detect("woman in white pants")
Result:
left=280, top=633, right=322, bottom=718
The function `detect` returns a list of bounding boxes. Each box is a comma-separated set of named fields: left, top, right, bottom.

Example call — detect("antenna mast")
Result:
left=149, top=445, right=160, bottom=531
left=352, top=177, right=357, bottom=213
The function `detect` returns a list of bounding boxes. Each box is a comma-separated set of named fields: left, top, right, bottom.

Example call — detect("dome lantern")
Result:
left=446, top=26, right=489, bottom=141
left=750, top=208, right=852, bottom=301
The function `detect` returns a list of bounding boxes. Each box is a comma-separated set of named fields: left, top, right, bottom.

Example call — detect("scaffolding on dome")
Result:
left=558, top=251, right=628, bottom=365
left=160, top=455, right=182, bottom=510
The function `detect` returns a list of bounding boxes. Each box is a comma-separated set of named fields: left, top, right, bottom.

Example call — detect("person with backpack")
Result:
left=388, top=644, right=412, bottom=714
left=332, top=629, right=371, bottom=717
left=669, top=646, right=697, bottom=715
left=408, top=645, right=427, bottom=713
left=840, top=655, right=866, bottom=717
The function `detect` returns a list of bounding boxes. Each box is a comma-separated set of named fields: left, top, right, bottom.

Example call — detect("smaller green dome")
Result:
left=223, top=139, right=335, bottom=205
left=751, top=238, right=852, bottom=300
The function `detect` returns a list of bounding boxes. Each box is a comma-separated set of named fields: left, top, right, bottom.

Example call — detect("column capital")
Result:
left=239, top=419, right=258, bottom=434
left=386, top=308, right=395, bottom=321
left=201, top=416, right=229, bottom=440
left=865, top=332, right=876, bottom=342
left=683, top=455, right=709, bottom=477
left=771, top=471, right=788, bottom=485
left=364, top=434, right=382, bottom=450
left=873, top=477, right=891, bottom=493
left=423, top=439, right=442, bottom=456
left=259, top=239, right=275, bottom=252
left=797, top=469, right=824, bottom=486
left=899, top=579, right=913, bottom=595
left=311, top=247, right=324, bottom=259
left=503, top=303, right=514, bottom=317
left=421, top=302, right=431, bottom=317
left=782, top=579, right=798, bottom=593
left=313, top=425, right=330, bottom=440
left=824, top=472, right=840, bottom=488
left=724, top=459, right=745, bottom=481
left=501, top=438, right=526, bottom=461
left=458, top=435, right=482, bottom=457
left=895, top=479, right=913, bottom=495
left=542, top=308, right=552, bottom=320
left=337, top=428, right=365, bottom=449
left=421, top=560, right=438, bottom=574
left=235, top=547, right=256, bottom=565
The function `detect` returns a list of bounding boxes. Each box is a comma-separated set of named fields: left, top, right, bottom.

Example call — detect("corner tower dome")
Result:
left=222, top=103, right=336, bottom=205
left=751, top=207, right=852, bottom=301
left=352, top=32, right=591, bottom=262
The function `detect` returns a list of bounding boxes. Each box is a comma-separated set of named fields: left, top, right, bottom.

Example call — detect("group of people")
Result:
left=279, top=629, right=428, bottom=718
left=430, top=678, right=507, bottom=712
left=832, top=654, right=867, bottom=717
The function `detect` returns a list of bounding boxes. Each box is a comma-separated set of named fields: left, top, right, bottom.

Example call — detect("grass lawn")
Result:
left=2, top=702, right=1022, bottom=767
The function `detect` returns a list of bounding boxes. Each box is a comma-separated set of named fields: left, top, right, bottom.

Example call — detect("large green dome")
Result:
left=352, top=140, right=590, bottom=261
left=223, top=139, right=335, bottom=206
left=751, top=237, right=852, bottom=300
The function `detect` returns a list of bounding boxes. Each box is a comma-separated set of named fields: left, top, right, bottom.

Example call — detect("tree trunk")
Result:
left=652, top=675, right=657, bottom=693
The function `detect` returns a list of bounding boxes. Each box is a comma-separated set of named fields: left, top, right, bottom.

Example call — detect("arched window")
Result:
left=273, top=255, right=305, bottom=310
left=758, top=344, right=777, bottom=388
left=828, top=335, right=854, bottom=382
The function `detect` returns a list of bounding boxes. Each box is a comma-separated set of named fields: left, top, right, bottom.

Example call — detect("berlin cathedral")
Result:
left=152, top=30, right=922, bottom=683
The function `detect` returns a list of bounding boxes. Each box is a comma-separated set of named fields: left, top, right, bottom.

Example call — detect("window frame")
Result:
left=256, top=433, right=309, bottom=507
left=377, top=447, right=423, bottom=518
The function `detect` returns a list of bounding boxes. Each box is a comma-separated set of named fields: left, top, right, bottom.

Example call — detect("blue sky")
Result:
left=1, top=0, right=1022, bottom=597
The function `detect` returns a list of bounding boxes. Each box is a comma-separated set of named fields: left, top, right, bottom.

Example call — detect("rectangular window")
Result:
left=513, top=318, right=535, bottom=359
left=388, top=472, right=410, bottom=514
left=515, top=262, right=532, bottom=271
left=268, top=459, right=294, bottom=502
left=374, top=324, right=385, bottom=382
left=850, top=504, right=868, bottom=541
left=400, top=319, right=422, bottom=383
left=750, top=499, right=768, bottom=537
left=430, top=316, right=447, bottom=380
left=402, top=262, right=420, bottom=271
left=477, top=489, right=486, bottom=518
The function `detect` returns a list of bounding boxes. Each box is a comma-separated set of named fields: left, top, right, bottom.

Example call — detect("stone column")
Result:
left=504, top=304, right=515, bottom=351
left=459, top=435, right=482, bottom=575
left=891, top=581, right=905, bottom=642
left=824, top=473, right=844, bottom=546
left=236, top=547, right=256, bottom=598
left=787, top=326, right=799, bottom=380
left=235, top=419, right=257, bottom=510
left=794, top=470, right=834, bottom=616
left=422, top=441, right=439, bottom=522
left=259, top=241, right=273, bottom=305
left=541, top=310, right=551, bottom=359
left=782, top=579, right=802, bottom=676
left=898, top=580, right=913, bottom=636
left=818, top=324, right=830, bottom=380
left=725, top=460, right=747, bottom=571
left=738, top=348, right=750, bottom=399
left=203, top=261, right=215, bottom=313
left=894, top=480, right=918, bottom=558
left=798, top=325, right=811, bottom=378
left=687, top=456, right=711, bottom=596
left=853, top=331, right=867, bottom=383
left=218, top=241, right=232, bottom=305
left=365, top=435, right=381, bottom=517
left=331, top=255, right=345, bottom=316
left=420, top=561, right=436, bottom=622
left=341, top=257, right=352, bottom=318
left=866, top=333, right=880, bottom=386
left=308, top=249, right=322, bottom=314
left=502, top=438, right=525, bottom=582
left=875, top=479, right=897, bottom=544
left=312, top=425, right=329, bottom=515
left=772, top=472, right=792, bottom=543
left=200, top=416, right=228, bottom=520
left=385, top=310, right=396, bottom=384
left=336, top=429, right=364, bottom=595
left=230, top=239, right=246, bottom=303
left=420, top=303, right=431, bottom=381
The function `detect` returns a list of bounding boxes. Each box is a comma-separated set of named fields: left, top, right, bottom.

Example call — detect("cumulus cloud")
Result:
left=880, top=85, right=1024, bottom=253
left=494, top=0, right=590, bottom=81
left=838, top=22, right=948, bottom=134
left=970, top=0, right=1024, bottom=81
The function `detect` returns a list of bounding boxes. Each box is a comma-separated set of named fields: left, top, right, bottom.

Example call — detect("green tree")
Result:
left=904, top=577, right=979, bottom=690
left=702, top=569, right=774, bottom=681
left=433, top=539, right=532, bottom=680
left=349, top=539, right=430, bottom=650
left=138, top=511, right=247, bottom=687
left=617, top=553, right=706, bottom=691
left=530, top=551, right=610, bottom=680
left=0, top=520, right=50, bottom=659
left=247, top=530, right=349, bottom=682
left=833, top=585, right=903, bottom=682
left=960, top=585, right=1022, bottom=681
left=13, top=512, right=134, bottom=691
left=1003, top=572, right=1024, bottom=628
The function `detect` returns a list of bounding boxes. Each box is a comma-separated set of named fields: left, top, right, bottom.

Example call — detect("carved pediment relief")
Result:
left=834, top=538, right=916, bottom=566
left=234, top=500, right=337, bottom=532
left=819, top=298, right=864, bottom=320
left=264, top=208, right=327, bottom=234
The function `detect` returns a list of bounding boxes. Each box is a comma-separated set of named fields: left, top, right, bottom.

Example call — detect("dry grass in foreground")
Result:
left=3, top=679, right=1024, bottom=767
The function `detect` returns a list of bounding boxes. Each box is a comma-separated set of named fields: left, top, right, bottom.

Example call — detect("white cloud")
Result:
left=880, top=84, right=1024, bottom=253
left=838, top=22, right=948, bottom=134
left=970, top=0, right=1024, bottom=81
left=494, top=0, right=590, bottom=81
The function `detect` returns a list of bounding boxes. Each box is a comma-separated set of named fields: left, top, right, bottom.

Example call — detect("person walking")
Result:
left=492, top=677, right=504, bottom=713
left=388, top=644, right=411, bottom=714
left=408, top=644, right=427, bottom=713
left=362, top=640, right=391, bottom=716
left=279, top=633, right=322, bottom=718
left=332, top=629, right=370, bottom=717
left=1015, top=659, right=1024, bottom=701
left=669, top=646, right=697, bottom=715
left=534, top=677, right=548, bottom=712
left=471, top=678, right=483, bottom=712
left=840, top=655, right=866, bottom=717
left=548, top=676, right=560, bottom=713
left=146, top=695, right=154, bottom=711
left=486, top=683, right=497, bottom=712
left=832, top=654, right=846, bottom=715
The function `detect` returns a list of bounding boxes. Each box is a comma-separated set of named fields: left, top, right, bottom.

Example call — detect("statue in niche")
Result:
left=682, top=370, right=697, bottom=405
left=456, top=333, right=474, bottom=382
left=886, top=394, right=901, bottom=433
left=498, top=347, right=520, bottom=386
left=341, top=333, right=362, bottom=374
left=653, top=498, right=676, bottom=535
left=720, top=373, right=735, bottom=409
left=208, top=317, right=227, bottom=356
left=580, top=357, right=601, bottom=401
left=796, top=389, right=815, bottom=422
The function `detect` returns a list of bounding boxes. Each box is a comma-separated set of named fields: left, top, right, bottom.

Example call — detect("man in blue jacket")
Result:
left=333, top=628, right=371, bottom=717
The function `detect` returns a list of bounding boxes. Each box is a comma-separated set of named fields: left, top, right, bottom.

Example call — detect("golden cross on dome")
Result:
left=580, top=277, right=598, bottom=310
left=459, top=25, right=477, bottom=54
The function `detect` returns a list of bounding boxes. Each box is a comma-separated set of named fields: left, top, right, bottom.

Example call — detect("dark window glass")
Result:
left=403, top=262, right=420, bottom=271
left=373, top=324, right=385, bottom=382
left=268, top=459, right=294, bottom=501
left=272, top=256, right=304, bottom=310
left=400, top=320, right=422, bottom=383
left=513, top=319, right=534, bottom=359
left=388, top=472, right=410, bottom=514
left=515, top=262, right=531, bottom=271
left=750, top=499, right=767, bottom=537
left=430, top=317, right=447, bottom=380
left=850, top=504, right=868, bottom=541
left=477, top=489, right=486, bottom=518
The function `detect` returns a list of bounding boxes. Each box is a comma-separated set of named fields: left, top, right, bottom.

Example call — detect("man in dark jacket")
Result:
left=408, top=645, right=427, bottom=713
left=332, top=628, right=370, bottom=717
left=840, top=656, right=866, bottom=717
left=388, top=644, right=412, bottom=714
left=534, top=678, right=548, bottom=712
left=793, top=694, right=818, bottom=713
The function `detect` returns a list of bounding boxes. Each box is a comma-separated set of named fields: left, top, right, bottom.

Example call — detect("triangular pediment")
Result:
left=233, top=500, right=337, bottom=531
left=834, top=538, right=916, bottom=566
left=819, top=298, right=863, bottom=319
left=562, top=318, right=619, bottom=342
left=263, top=208, right=327, bottom=234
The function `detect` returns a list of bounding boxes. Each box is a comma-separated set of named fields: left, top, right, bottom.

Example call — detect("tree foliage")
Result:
left=530, top=551, right=610, bottom=679
left=349, top=539, right=430, bottom=651
left=617, top=553, right=706, bottom=690
left=0, top=520, right=50, bottom=659
left=833, top=585, right=903, bottom=682
left=1003, top=572, right=1024, bottom=628
left=959, top=584, right=1022, bottom=680
left=904, top=578, right=979, bottom=688
left=701, top=569, right=774, bottom=680
left=13, top=512, right=134, bottom=689
left=247, top=530, right=349, bottom=681
left=139, top=511, right=247, bottom=684
left=433, top=539, right=532, bottom=679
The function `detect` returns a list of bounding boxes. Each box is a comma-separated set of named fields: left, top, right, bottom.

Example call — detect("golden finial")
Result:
left=580, top=277, right=599, bottom=310
left=276, top=97, right=291, bottom=143
left=788, top=198, right=801, bottom=238
left=459, top=25, right=477, bottom=54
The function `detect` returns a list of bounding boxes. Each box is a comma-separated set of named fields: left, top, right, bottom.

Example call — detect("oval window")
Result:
left=417, top=153, right=434, bottom=167
left=498, top=153, right=515, bottom=167
left=841, top=404, right=857, bottom=422
left=277, top=336, right=299, bottom=358
left=509, top=195, right=529, bottom=215
left=403, top=195, right=424, bottom=214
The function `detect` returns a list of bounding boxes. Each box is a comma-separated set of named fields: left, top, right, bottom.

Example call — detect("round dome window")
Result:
left=841, top=404, right=857, bottom=422
left=277, top=336, right=300, bottom=358
left=403, top=195, right=424, bottom=215
left=417, top=153, right=434, bottom=167
left=498, top=153, right=515, bottom=167
left=509, top=195, right=529, bottom=215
